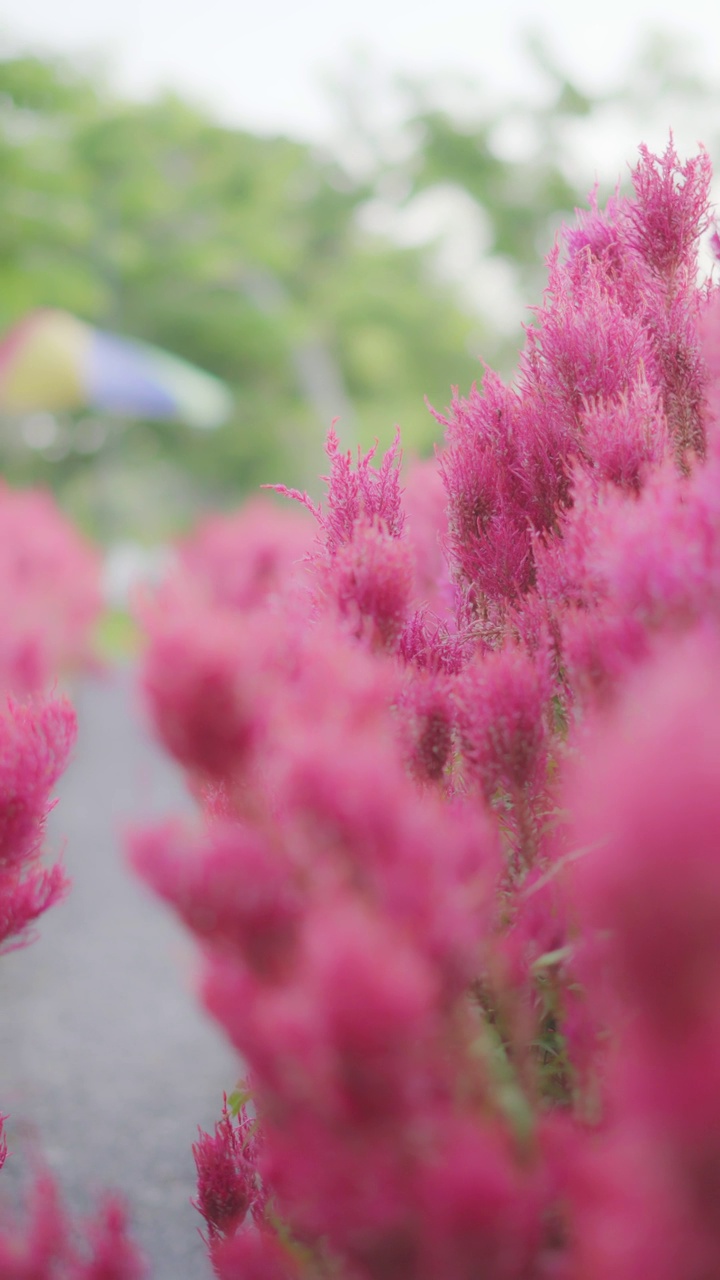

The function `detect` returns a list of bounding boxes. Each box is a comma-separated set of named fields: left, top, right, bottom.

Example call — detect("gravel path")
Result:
left=0, top=666, right=238, bottom=1278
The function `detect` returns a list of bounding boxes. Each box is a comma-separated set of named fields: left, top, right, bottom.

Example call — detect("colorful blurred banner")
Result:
left=0, top=309, right=233, bottom=430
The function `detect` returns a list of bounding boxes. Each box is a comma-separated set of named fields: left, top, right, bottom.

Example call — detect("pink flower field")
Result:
left=5, top=139, right=720, bottom=1278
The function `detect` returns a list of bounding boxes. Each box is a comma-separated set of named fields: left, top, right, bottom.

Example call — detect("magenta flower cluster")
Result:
left=124, top=142, right=720, bottom=1280
left=128, top=139, right=720, bottom=1279
left=0, top=481, right=102, bottom=957
left=0, top=486, right=143, bottom=1275
left=6, top=137, right=720, bottom=1278
left=0, top=483, right=102, bottom=694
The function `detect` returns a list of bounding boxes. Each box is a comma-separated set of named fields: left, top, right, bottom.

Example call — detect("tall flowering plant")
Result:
left=0, top=483, right=103, bottom=695
left=134, top=140, right=720, bottom=1278
left=0, top=480, right=103, bottom=959
left=0, top=486, right=144, bottom=1276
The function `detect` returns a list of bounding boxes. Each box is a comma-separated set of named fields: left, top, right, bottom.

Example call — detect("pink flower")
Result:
left=628, top=141, right=711, bottom=283
left=175, top=496, right=314, bottom=612
left=402, top=457, right=454, bottom=617
left=553, top=1121, right=693, bottom=1280
left=455, top=644, right=551, bottom=810
left=568, top=631, right=720, bottom=1041
left=79, top=1198, right=147, bottom=1280
left=325, top=518, right=414, bottom=652
left=0, top=1171, right=145, bottom=1279
left=273, top=425, right=405, bottom=557
left=193, top=1095, right=265, bottom=1246
left=579, top=376, right=669, bottom=491
left=131, top=139, right=720, bottom=1280
left=0, top=695, right=75, bottom=952
left=437, top=374, right=537, bottom=604
left=201, top=895, right=446, bottom=1125
left=397, top=669, right=455, bottom=784
left=0, top=483, right=102, bottom=695
left=130, top=820, right=301, bottom=980
left=209, top=1228, right=299, bottom=1280
left=565, top=631, right=720, bottom=1267
left=415, top=1118, right=543, bottom=1280
left=140, top=600, right=275, bottom=785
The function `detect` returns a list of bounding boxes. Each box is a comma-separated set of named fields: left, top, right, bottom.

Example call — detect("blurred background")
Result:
left=1, top=0, right=720, bottom=551
left=3, top=9, right=720, bottom=1274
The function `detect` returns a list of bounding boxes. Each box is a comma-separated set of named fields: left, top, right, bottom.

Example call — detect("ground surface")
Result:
left=0, top=666, right=238, bottom=1278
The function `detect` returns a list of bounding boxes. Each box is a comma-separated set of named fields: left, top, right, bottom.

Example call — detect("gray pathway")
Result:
left=0, top=666, right=238, bottom=1278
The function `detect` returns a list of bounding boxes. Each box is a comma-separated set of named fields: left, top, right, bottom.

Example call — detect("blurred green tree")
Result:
left=0, top=52, right=487, bottom=536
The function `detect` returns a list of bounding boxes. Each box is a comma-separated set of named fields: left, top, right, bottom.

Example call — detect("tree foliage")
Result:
left=0, top=51, right=484, bottom=536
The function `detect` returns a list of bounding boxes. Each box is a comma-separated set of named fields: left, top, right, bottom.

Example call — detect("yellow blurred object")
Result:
left=0, top=311, right=87, bottom=412
left=0, top=309, right=232, bottom=427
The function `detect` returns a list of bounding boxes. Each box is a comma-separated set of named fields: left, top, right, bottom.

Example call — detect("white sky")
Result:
left=0, top=0, right=716, bottom=144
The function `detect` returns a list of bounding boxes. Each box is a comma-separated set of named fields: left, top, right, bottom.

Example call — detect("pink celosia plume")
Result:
left=131, top=138, right=720, bottom=1279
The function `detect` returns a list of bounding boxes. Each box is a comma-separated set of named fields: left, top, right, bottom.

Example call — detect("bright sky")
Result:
left=0, top=0, right=716, bottom=145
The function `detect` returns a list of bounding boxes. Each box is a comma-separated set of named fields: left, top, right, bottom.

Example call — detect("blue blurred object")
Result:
left=0, top=309, right=233, bottom=430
